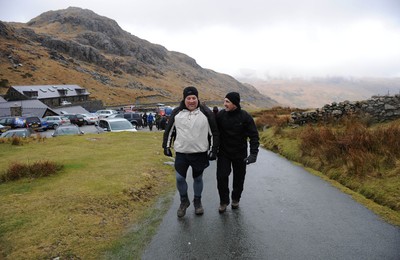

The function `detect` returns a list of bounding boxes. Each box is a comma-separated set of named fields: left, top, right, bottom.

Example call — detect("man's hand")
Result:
left=164, top=147, right=173, bottom=157
left=208, top=150, right=217, bottom=161
left=244, top=153, right=257, bottom=165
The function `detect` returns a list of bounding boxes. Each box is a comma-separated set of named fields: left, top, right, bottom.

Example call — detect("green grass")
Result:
left=0, top=132, right=175, bottom=259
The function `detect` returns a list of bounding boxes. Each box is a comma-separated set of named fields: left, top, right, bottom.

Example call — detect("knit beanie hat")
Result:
left=225, top=92, right=241, bottom=108
left=183, top=86, right=198, bottom=99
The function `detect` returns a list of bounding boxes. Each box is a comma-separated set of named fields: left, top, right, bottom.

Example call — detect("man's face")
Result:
left=224, top=98, right=237, bottom=112
left=185, top=95, right=199, bottom=111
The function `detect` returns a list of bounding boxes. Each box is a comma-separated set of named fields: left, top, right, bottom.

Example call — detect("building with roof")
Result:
left=53, top=106, right=90, bottom=115
left=5, top=84, right=90, bottom=107
left=0, top=100, right=58, bottom=117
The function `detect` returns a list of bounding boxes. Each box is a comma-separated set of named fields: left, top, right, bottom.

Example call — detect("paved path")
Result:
left=142, top=148, right=400, bottom=259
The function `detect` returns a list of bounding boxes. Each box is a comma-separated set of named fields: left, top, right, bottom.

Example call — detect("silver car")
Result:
left=98, top=118, right=137, bottom=132
left=95, top=110, right=119, bottom=119
left=81, top=113, right=99, bottom=125
left=52, top=125, right=84, bottom=137
left=42, top=116, right=69, bottom=129
left=0, top=128, right=35, bottom=138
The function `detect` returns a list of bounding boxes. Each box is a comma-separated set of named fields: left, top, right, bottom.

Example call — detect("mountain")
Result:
left=0, top=7, right=278, bottom=108
left=240, top=77, right=400, bottom=109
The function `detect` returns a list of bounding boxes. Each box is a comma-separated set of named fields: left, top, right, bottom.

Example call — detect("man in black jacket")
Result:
left=216, top=92, right=259, bottom=213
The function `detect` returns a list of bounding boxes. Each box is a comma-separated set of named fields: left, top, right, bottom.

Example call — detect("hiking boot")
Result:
left=177, top=197, right=190, bottom=218
left=231, top=200, right=240, bottom=209
left=193, top=197, right=204, bottom=215
left=218, top=204, right=228, bottom=213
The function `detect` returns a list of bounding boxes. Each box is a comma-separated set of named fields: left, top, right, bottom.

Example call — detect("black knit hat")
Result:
left=225, top=92, right=241, bottom=108
left=183, top=86, right=198, bottom=99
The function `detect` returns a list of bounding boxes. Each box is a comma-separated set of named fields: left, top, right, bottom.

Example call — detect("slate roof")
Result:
left=11, top=84, right=90, bottom=99
left=53, top=106, right=90, bottom=115
left=0, top=100, right=57, bottom=118
left=0, top=96, right=6, bottom=103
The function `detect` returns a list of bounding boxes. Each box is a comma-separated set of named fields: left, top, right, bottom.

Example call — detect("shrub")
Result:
left=0, top=78, right=10, bottom=88
left=1, top=135, right=42, bottom=145
left=0, top=160, right=64, bottom=183
left=11, top=136, right=23, bottom=146
left=299, top=118, right=400, bottom=177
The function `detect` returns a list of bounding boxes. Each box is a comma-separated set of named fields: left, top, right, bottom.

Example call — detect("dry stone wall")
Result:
left=290, top=95, right=400, bottom=125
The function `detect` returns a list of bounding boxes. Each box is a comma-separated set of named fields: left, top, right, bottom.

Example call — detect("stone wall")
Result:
left=290, top=94, right=400, bottom=125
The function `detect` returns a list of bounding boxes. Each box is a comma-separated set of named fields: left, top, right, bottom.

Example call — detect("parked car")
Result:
left=107, top=113, right=123, bottom=119
left=52, top=124, right=84, bottom=137
left=63, top=114, right=85, bottom=127
left=0, top=116, right=26, bottom=128
left=81, top=113, right=99, bottom=125
left=40, top=118, right=49, bottom=131
left=95, top=109, right=119, bottom=119
left=123, top=112, right=143, bottom=128
left=42, top=116, right=69, bottom=129
left=24, top=116, right=42, bottom=131
left=0, top=123, right=10, bottom=133
left=0, top=128, right=35, bottom=138
left=98, top=118, right=137, bottom=132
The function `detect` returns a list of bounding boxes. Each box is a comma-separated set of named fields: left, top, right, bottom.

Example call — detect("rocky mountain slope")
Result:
left=0, top=7, right=278, bottom=108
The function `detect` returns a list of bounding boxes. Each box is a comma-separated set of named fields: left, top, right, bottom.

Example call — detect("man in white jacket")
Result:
left=163, top=86, right=219, bottom=218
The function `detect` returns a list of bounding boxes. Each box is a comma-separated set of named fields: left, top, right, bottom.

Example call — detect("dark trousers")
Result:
left=216, top=155, right=247, bottom=205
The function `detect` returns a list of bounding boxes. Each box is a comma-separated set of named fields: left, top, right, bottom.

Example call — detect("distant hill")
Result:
left=0, top=7, right=278, bottom=108
left=240, top=77, right=400, bottom=109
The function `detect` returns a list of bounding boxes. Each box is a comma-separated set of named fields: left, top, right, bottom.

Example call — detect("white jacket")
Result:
left=169, top=108, right=211, bottom=153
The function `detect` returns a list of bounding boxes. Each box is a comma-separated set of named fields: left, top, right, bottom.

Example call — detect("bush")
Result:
left=298, top=119, right=400, bottom=177
left=0, top=78, right=9, bottom=88
left=0, top=160, right=64, bottom=183
left=11, top=136, right=23, bottom=146
left=0, top=135, right=43, bottom=145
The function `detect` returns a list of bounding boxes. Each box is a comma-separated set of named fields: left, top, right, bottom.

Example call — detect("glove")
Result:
left=244, top=153, right=257, bottom=165
left=208, top=150, right=217, bottom=161
left=164, top=147, right=173, bottom=157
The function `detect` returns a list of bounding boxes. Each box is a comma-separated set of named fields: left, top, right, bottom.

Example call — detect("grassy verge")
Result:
left=0, top=132, right=175, bottom=259
left=259, top=124, right=400, bottom=226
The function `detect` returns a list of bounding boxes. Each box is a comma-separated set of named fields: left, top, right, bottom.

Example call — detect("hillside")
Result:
left=0, top=7, right=278, bottom=108
left=241, top=77, right=400, bottom=109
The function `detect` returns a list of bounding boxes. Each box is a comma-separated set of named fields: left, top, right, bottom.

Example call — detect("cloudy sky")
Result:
left=1, top=0, right=400, bottom=79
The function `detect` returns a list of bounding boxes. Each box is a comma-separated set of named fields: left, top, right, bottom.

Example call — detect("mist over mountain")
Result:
left=240, top=76, right=400, bottom=109
left=0, top=7, right=278, bottom=108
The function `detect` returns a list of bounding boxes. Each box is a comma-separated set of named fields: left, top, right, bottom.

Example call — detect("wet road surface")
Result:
left=142, top=148, right=400, bottom=259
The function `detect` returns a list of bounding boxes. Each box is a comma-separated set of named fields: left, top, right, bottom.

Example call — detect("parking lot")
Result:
left=38, top=124, right=152, bottom=138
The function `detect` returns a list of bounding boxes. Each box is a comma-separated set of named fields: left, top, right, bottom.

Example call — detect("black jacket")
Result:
left=216, top=108, right=259, bottom=159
